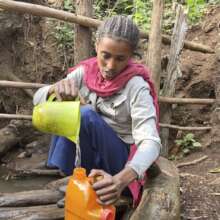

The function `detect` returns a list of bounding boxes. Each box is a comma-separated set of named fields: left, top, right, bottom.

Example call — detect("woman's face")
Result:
left=96, top=37, right=132, bottom=80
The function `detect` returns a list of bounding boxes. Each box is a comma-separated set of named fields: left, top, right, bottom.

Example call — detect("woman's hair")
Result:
left=96, top=15, right=140, bottom=51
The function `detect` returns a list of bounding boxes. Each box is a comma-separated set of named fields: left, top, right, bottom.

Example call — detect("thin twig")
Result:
left=160, top=123, right=211, bottom=131
left=177, top=155, right=208, bottom=168
left=210, top=193, right=220, bottom=196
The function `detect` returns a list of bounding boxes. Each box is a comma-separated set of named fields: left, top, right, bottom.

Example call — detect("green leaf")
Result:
left=193, top=142, right=202, bottom=147
left=185, top=133, right=194, bottom=140
left=183, top=148, right=190, bottom=155
left=175, top=140, right=183, bottom=146
left=209, top=167, right=220, bottom=173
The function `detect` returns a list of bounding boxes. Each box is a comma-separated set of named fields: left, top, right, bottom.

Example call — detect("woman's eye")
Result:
left=102, top=53, right=111, bottom=60
left=117, top=57, right=125, bottom=62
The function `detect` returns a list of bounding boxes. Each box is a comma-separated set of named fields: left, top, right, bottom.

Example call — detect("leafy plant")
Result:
left=54, top=22, right=74, bottom=49
left=54, top=0, right=74, bottom=50
left=175, top=133, right=202, bottom=155
left=63, top=0, right=74, bottom=11
left=133, top=0, right=152, bottom=31
left=186, top=0, right=206, bottom=23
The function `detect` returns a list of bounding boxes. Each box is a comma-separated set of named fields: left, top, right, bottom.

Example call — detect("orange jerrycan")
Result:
left=65, top=167, right=116, bottom=220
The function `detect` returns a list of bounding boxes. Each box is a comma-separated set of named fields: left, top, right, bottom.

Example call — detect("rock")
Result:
left=129, top=157, right=180, bottom=220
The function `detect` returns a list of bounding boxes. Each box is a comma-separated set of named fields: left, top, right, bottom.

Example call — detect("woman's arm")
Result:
left=33, top=66, right=84, bottom=105
left=89, top=79, right=161, bottom=205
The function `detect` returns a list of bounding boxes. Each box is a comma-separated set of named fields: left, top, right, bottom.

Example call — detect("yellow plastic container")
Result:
left=32, top=100, right=80, bottom=143
left=65, top=168, right=116, bottom=220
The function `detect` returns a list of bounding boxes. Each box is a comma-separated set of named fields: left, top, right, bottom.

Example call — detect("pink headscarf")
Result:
left=68, top=57, right=159, bottom=206
left=69, top=57, right=159, bottom=124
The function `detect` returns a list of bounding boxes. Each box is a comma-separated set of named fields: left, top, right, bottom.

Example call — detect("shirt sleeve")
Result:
left=126, top=80, right=161, bottom=179
left=33, top=66, right=84, bottom=105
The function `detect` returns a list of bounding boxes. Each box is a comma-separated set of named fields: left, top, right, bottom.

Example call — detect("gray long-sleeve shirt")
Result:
left=33, top=66, right=162, bottom=178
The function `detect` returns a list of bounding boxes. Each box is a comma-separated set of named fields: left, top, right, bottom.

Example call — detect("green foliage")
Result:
left=186, top=0, right=206, bottom=23
left=175, top=133, right=202, bottom=155
left=54, top=0, right=74, bottom=49
left=63, top=0, right=74, bottom=11
left=54, top=0, right=220, bottom=50
left=55, top=22, right=74, bottom=49
left=93, top=0, right=133, bottom=19
left=133, top=0, right=152, bottom=31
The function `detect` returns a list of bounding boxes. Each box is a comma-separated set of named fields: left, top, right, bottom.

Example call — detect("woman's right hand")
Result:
left=49, top=78, right=79, bottom=101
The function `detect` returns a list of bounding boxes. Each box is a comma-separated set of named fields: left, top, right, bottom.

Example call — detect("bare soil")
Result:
left=173, top=5, right=220, bottom=220
left=0, top=3, right=219, bottom=220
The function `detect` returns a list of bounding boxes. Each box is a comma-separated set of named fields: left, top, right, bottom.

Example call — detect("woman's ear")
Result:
left=95, top=42, right=98, bottom=53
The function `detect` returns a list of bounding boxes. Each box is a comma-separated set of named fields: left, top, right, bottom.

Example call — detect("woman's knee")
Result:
left=80, top=106, right=100, bottom=125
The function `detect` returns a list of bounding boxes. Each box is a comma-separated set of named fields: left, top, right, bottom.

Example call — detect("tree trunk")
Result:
left=146, top=0, right=164, bottom=93
left=0, top=205, right=64, bottom=220
left=0, top=120, right=34, bottom=158
left=129, top=157, right=180, bottom=220
left=74, top=0, right=93, bottom=64
left=0, top=190, right=63, bottom=207
left=160, top=5, right=187, bottom=156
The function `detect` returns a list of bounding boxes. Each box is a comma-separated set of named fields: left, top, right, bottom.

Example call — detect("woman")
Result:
left=33, top=15, right=161, bottom=206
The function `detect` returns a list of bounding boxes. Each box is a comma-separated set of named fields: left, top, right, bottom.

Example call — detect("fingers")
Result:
left=96, top=184, right=119, bottom=205
left=89, top=169, right=121, bottom=205
left=54, top=83, right=62, bottom=101
left=89, top=169, right=107, bottom=178
left=97, top=194, right=118, bottom=206
left=50, top=79, right=79, bottom=101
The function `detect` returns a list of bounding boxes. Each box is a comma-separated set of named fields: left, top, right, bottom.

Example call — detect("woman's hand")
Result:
left=89, top=169, right=124, bottom=205
left=89, top=167, right=137, bottom=205
left=49, top=78, right=79, bottom=101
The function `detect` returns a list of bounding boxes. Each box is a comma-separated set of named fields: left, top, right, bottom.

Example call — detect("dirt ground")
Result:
left=172, top=5, right=220, bottom=220
left=0, top=2, right=219, bottom=220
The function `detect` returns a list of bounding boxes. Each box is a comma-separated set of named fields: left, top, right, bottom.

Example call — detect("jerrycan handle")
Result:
left=47, top=93, right=57, bottom=102
left=88, top=175, right=103, bottom=185
left=47, top=93, right=84, bottom=103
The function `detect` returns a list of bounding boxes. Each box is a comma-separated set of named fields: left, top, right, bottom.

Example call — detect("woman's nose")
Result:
left=106, top=59, right=116, bottom=70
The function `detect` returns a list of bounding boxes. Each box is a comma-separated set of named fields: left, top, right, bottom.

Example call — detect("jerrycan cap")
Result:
left=73, top=167, right=86, bottom=180
left=101, top=208, right=114, bottom=220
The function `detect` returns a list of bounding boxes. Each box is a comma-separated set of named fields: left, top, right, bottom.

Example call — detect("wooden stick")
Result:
left=0, top=113, right=212, bottom=131
left=14, top=169, right=64, bottom=177
left=159, top=96, right=214, bottom=104
left=0, top=114, right=32, bottom=120
left=6, top=72, right=34, bottom=98
left=0, top=190, right=63, bottom=207
left=177, top=155, right=208, bottom=168
left=0, top=80, right=47, bottom=89
left=160, top=123, right=211, bottom=131
left=0, top=0, right=214, bottom=53
left=210, top=193, right=220, bottom=196
left=0, top=81, right=215, bottom=105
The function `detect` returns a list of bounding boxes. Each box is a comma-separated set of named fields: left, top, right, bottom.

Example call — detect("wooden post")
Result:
left=146, top=0, right=164, bottom=93
left=160, top=5, right=187, bottom=157
left=211, top=29, right=220, bottom=147
left=74, top=0, right=93, bottom=64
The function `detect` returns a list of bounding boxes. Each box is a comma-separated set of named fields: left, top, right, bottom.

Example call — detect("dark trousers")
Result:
left=47, top=106, right=130, bottom=176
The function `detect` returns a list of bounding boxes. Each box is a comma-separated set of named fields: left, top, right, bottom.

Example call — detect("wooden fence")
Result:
left=0, top=0, right=217, bottom=155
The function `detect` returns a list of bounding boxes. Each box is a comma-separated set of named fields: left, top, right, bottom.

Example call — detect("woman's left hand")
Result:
left=88, top=169, right=125, bottom=205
